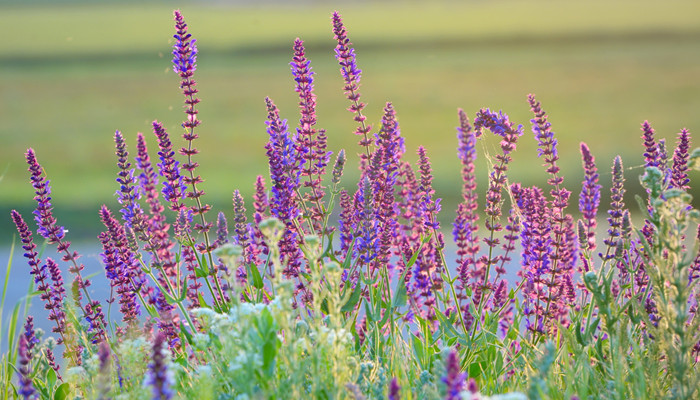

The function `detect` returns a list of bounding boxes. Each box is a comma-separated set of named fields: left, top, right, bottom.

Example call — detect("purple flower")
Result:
left=17, top=335, right=35, bottom=399
left=671, top=128, right=691, bottom=190
left=114, top=130, right=143, bottom=228
left=153, top=121, right=186, bottom=212
left=146, top=332, right=173, bottom=400
left=641, top=120, right=659, bottom=168
left=332, top=11, right=372, bottom=159
left=388, top=377, right=400, bottom=400
left=528, top=94, right=560, bottom=176
left=265, top=97, right=304, bottom=279
left=601, top=156, right=626, bottom=260
left=442, top=349, right=466, bottom=400
left=579, top=142, right=601, bottom=251
left=99, top=205, right=142, bottom=324
left=26, top=148, right=64, bottom=243
left=355, top=178, right=378, bottom=266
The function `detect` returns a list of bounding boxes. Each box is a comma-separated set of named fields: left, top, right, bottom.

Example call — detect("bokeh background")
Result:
left=2, top=0, right=700, bottom=243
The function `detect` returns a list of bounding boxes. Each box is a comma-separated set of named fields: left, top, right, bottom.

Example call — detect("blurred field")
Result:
left=2, top=0, right=700, bottom=242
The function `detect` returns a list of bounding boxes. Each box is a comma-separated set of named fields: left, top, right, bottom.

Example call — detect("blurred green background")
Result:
left=2, top=0, right=700, bottom=243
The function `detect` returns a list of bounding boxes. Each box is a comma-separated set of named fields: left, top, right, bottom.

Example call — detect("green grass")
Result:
left=2, top=0, right=700, bottom=241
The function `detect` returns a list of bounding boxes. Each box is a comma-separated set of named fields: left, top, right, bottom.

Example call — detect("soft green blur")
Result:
left=2, top=0, right=700, bottom=241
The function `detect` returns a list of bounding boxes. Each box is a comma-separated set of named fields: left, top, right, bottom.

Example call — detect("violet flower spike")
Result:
left=442, top=349, right=466, bottom=400
left=146, top=332, right=174, bottom=400
left=332, top=11, right=372, bottom=160
left=26, top=148, right=64, bottom=243
left=601, top=156, right=626, bottom=260
left=17, top=335, right=36, bottom=399
left=671, top=128, right=691, bottom=190
left=153, top=121, right=186, bottom=212
left=641, top=120, right=659, bottom=168
left=388, top=377, right=400, bottom=400
left=114, top=130, right=143, bottom=228
left=579, top=142, right=601, bottom=251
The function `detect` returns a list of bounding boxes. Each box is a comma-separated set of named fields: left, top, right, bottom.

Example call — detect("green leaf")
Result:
left=391, top=267, right=410, bottom=308
left=179, top=321, right=194, bottom=346
left=320, top=298, right=330, bottom=315
left=46, top=367, right=57, bottom=393
left=53, top=383, right=71, bottom=400
left=340, top=283, right=362, bottom=313
left=249, top=264, right=264, bottom=289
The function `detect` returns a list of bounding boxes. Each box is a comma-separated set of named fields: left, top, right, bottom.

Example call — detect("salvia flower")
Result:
left=388, top=377, right=400, bottom=400
left=146, top=332, right=174, bottom=400
left=671, top=128, right=691, bottom=190
left=114, top=130, right=143, bottom=228
left=528, top=94, right=560, bottom=177
left=442, top=349, right=466, bottom=400
left=579, top=142, right=601, bottom=251
left=153, top=120, right=186, bottom=212
left=17, top=335, right=36, bottom=399
left=332, top=11, right=372, bottom=159
left=26, top=148, right=64, bottom=243
left=601, top=156, right=626, bottom=260
left=641, top=120, right=659, bottom=168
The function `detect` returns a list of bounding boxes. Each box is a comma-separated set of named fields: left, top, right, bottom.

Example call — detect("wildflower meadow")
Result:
left=2, top=9, right=700, bottom=400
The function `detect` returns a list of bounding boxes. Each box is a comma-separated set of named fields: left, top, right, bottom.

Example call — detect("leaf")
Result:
left=340, top=283, right=362, bottom=313
left=320, top=298, right=330, bottom=315
left=46, top=367, right=57, bottom=393
left=391, top=267, right=410, bottom=308
left=249, top=264, right=264, bottom=289
left=53, top=383, right=71, bottom=400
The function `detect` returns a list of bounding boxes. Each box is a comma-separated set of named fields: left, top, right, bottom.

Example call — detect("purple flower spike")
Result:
left=332, top=11, right=372, bottom=159
left=388, top=377, right=400, bottom=400
left=528, top=94, right=561, bottom=177
left=641, top=120, right=659, bottom=168
left=114, top=131, right=143, bottom=229
left=146, top=332, right=173, bottom=400
left=17, top=335, right=36, bottom=399
left=671, top=128, right=691, bottom=190
left=579, top=142, right=601, bottom=251
left=442, top=349, right=466, bottom=400
left=26, top=148, right=64, bottom=244
left=153, top=121, right=186, bottom=212
left=601, top=156, right=626, bottom=260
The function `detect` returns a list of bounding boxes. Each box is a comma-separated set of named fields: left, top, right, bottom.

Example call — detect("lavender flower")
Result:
left=332, top=11, right=372, bottom=160
left=442, top=349, right=466, bottom=400
left=579, top=142, right=601, bottom=251
left=671, top=128, right=691, bottom=190
left=528, top=94, right=560, bottom=177
left=146, top=332, right=173, bottom=400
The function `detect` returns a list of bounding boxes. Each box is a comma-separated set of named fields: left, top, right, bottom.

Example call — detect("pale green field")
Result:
left=2, top=0, right=700, bottom=240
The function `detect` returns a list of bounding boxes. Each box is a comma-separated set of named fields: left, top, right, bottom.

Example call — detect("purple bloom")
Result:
left=355, top=178, right=378, bottom=266
left=332, top=11, right=372, bottom=159
left=17, top=335, right=35, bottom=399
left=26, top=148, right=64, bottom=244
left=528, top=94, right=560, bottom=176
left=99, top=205, right=142, bottom=324
left=153, top=121, right=186, bottom=212
left=146, top=332, right=173, bottom=400
left=291, top=38, right=330, bottom=230
left=671, top=128, right=691, bottom=190
left=579, top=142, right=601, bottom=251
left=641, top=120, right=659, bottom=168
left=114, top=130, right=143, bottom=228
left=442, top=349, right=466, bottom=400
left=601, top=156, right=626, bottom=260
left=183, top=245, right=203, bottom=309
left=265, top=97, right=304, bottom=279
left=388, top=377, right=400, bottom=400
